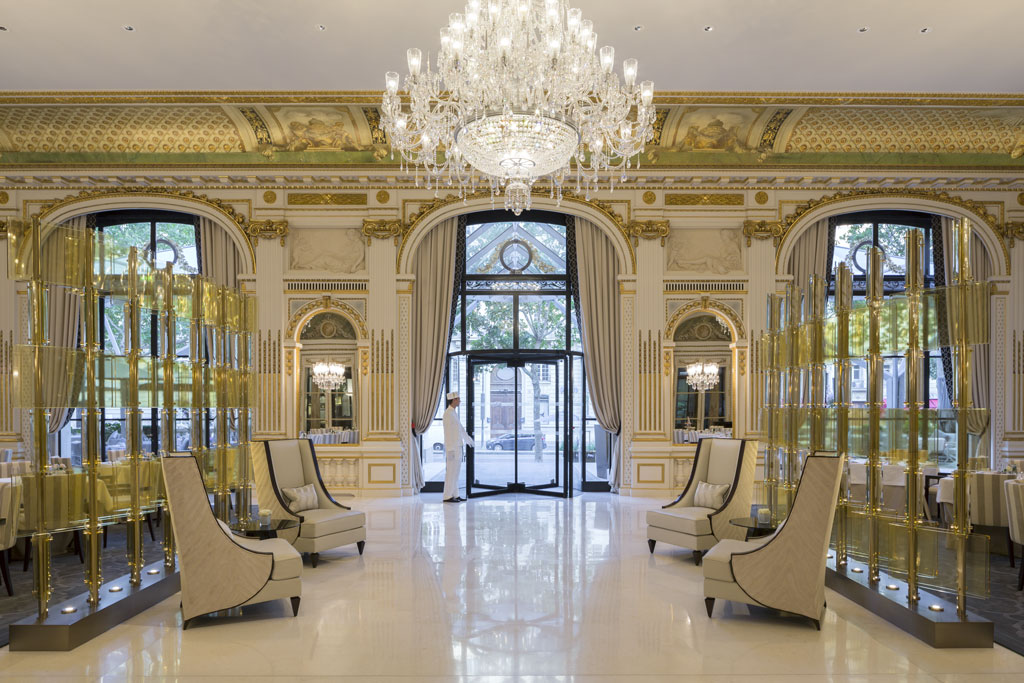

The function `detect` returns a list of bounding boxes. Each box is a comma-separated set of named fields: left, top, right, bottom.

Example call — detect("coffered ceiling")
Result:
left=0, top=0, right=1022, bottom=93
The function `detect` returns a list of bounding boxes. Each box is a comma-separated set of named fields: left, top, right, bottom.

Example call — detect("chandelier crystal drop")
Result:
left=685, top=362, right=720, bottom=392
left=312, top=361, right=346, bottom=392
left=381, top=0, right=656, bottom=215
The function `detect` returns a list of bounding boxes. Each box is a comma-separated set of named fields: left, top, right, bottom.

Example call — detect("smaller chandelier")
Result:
left=686, top=362, right=720, bottom=392
left=312, top=361, right=346, bottom=392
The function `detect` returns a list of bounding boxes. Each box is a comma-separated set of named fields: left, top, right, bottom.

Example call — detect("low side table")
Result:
left=229, top=519, right=298, bottom=540
left=729, top=516, right=778, bottom=541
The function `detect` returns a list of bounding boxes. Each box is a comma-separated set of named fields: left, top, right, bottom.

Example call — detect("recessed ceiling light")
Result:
left=317, top=24, right=326, bottom=31
left=633, top=25, right=644, bottom=32
left=703, top=26, right=713, bottom=32
left=920, top=27, right=932, bottom=33
left=123, top=25, right=135, bottom=32
left=857, top=26, right=869, bottom=33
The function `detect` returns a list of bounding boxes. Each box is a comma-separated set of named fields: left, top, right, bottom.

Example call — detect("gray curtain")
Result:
left=788, top=218, right=830, bottom=289
left=410, top=218, right=459, bottom=491
left=199, top=217, right=242, bottom=288
left=939, top=219, right=991, bottom=457
left=575, top=218, right=622, bottom=490
left=44, top=215, right=88, bottom=433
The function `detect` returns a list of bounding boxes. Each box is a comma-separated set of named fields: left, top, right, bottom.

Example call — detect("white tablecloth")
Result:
left=305, top=430, right=359, bottom=445
left=672, top=429, right=732, bottom=444
left=0, top=461, right=32, bottom=478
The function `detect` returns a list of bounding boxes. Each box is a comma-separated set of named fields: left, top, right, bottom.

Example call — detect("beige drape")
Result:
left=940, top=219, right=991, bottom=454
left=199, top=217, right=242, bottom=288
left=575, top=218, right=622, bottom=490
left=411, top=218, right=459, bottom=491
left=788, top=218, right=830, bottom=290
left=44, top=215, right=88, bottom=433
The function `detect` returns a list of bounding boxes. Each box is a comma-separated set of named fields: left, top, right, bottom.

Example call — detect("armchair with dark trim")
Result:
left=646, top=438, right=758, bottom=564
left=251, top=439, right=366, bottom=567
left=702, top=452, right=845, bottom=630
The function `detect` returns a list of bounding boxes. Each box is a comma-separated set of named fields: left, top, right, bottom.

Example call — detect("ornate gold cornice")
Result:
left=665, top=296, right=745, bottom=340
left=665, top=193, right=744, bottom=206
left=361, top=218, right=410, bottom=246
left=624, top=219, right=670, bottom=246
left=31, top=187, right=274, bottom=269
left=287, top=192, right=367, bottom=206
left=245, top=219, right=288, bottom=246
left=286, top=295, right=367, bottom=340
left=742, top=219, right=785, bottom=246
left=1002, top=221, right=1024, bottom=246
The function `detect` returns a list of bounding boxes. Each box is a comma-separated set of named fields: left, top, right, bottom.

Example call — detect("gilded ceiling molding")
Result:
left=624, top=220, right=670, bottom=246
left=394, top=187, right=637, bottom=273
left=32, top=187, right=271, bottom=269
left=287, top=192, right=367, bottom=206
left=245, top=219, right=289, bottom=246
left=665, top=193, right=744, bottom=206
left=664, top=296, right=745, bottom=340
left=286, top=295, right=367, bottom=340
left=361, top=218, right=410, bottom=246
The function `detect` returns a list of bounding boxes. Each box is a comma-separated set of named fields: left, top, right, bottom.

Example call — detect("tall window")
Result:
left=419, top=210, right=603, bottom=488
left=824, top=210, right=948, bottom=461
left=58, top=210, right=200, bottom=462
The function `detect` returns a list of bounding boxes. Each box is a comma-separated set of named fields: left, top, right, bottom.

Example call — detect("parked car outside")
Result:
left=486, top=433, right=547, bottom=451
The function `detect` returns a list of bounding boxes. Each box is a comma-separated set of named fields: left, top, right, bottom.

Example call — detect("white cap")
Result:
left=446, top=391, right=459, bottom=400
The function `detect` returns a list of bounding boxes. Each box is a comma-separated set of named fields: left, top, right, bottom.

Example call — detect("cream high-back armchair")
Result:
left=1, top=478, right=23, bottom=596
left=162, top=454, right=303, bottom=629
left=252, top=439, right=366, bottom=567
left=702, top=452, right=845, bottom=630
left=646, top=438, right=759, bottom=564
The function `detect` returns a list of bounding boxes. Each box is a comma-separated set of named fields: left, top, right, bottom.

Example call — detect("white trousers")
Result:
left=442, top=448, right=462, bottom=500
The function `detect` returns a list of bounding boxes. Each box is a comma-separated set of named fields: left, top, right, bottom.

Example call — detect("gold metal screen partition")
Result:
left=760, top=219, right=991, bottom=618
left=6, top=217, right=256, bottom=619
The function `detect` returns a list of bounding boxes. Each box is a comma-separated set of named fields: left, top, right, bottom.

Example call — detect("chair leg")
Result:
left=291, top=596, right=301, bottom=617
left=310, top=552, right=319, bottom=568
left=103, top=525, right=108, bottom=549
left=356, top=540, right=365, bottom=556
left=1018, top=545, right=1023, bottom=591
left=648, top=539, right=656, bottom=554
left=704, top=598, right=715, bottom=618
left=0, top=550, right=12, bottom=597
left=1008, top=530, right=1015, bottom=568
left=22, top=538, right=30, bottom=572
left=693, top=550, right=703, bottom=566
left=73, top=530, right=85, bottom=563
left=146, top=514, right=156, bottom=542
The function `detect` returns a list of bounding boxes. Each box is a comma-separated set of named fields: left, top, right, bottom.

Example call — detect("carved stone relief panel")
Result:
left=289, top=228, right=366, bottom=272
left=665, top=228, right=744, bottom=274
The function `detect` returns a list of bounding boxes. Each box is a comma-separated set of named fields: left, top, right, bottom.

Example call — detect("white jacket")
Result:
left=443, top=405, right=473, bottom=453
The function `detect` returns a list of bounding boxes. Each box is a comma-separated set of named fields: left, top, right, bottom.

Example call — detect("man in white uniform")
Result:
left=442, top=391, right=473, bottom=502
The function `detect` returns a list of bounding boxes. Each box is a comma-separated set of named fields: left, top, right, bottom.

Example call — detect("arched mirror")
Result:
left=673, top=314, right=734, bottom=433
left=299, top=312, right=359, bottom=440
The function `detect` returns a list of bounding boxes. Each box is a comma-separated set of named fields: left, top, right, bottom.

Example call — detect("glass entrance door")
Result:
left=466, top=355, right=570, bottom=498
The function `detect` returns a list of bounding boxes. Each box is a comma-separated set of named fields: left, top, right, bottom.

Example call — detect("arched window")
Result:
left=823, top=210, right=957, bottom=466
left=57, top=210, right=200, bottom=462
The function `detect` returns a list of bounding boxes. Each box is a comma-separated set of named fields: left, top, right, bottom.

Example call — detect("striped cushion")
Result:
left=282, top=483, right=318, bottom=513
left=1005, top=480, right=1024, bottom=545
left=694, top=480, right=730, bottom=509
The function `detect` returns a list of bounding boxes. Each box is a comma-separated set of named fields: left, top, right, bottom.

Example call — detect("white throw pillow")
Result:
left=693, top=480, right=731, bottom=509
left=282, top=483, right=318, bottom=513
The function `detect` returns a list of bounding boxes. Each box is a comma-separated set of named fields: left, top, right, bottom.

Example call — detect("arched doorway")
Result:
left=420, top=209, right=607, bottom=497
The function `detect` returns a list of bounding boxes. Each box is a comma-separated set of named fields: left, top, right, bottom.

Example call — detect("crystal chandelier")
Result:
left=686, top=362, right=720, bottom=393
left=382, top=0, right=656, bottom=215
left=312, top=361, right=346, bottom=392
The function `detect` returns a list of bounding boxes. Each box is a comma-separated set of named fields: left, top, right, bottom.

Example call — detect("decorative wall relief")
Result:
left=262, top=106, right=387, bottom=159
left=647, top=107, right=763, bottom=162
left=299, top=312, right=357, bottom=341
left=665, top=228, right=743, bottom=274
left=673, top=314, right=732, bottom=343
left=289, top=228, right=366, bottom=272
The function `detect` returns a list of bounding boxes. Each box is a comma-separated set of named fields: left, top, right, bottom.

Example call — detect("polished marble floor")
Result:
left=1, top=493, right=1024, bottom=681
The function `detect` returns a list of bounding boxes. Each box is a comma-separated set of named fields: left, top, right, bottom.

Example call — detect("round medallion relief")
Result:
left=754, top=191, right=769, bottom=205
left=318, top=320, right=339, bottom=338
left=263, top=190, right=277, bottom=204
left=376, top=190, right=391, bottom=204
left=1018, top=192, right=1024, bottom=206
left=0, top=191, right=8, bottom=204
left=642, top=190, right=657, bottom=205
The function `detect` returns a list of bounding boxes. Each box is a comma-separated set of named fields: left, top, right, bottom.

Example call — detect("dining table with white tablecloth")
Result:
left=304, top=430, right=359, bottom=445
